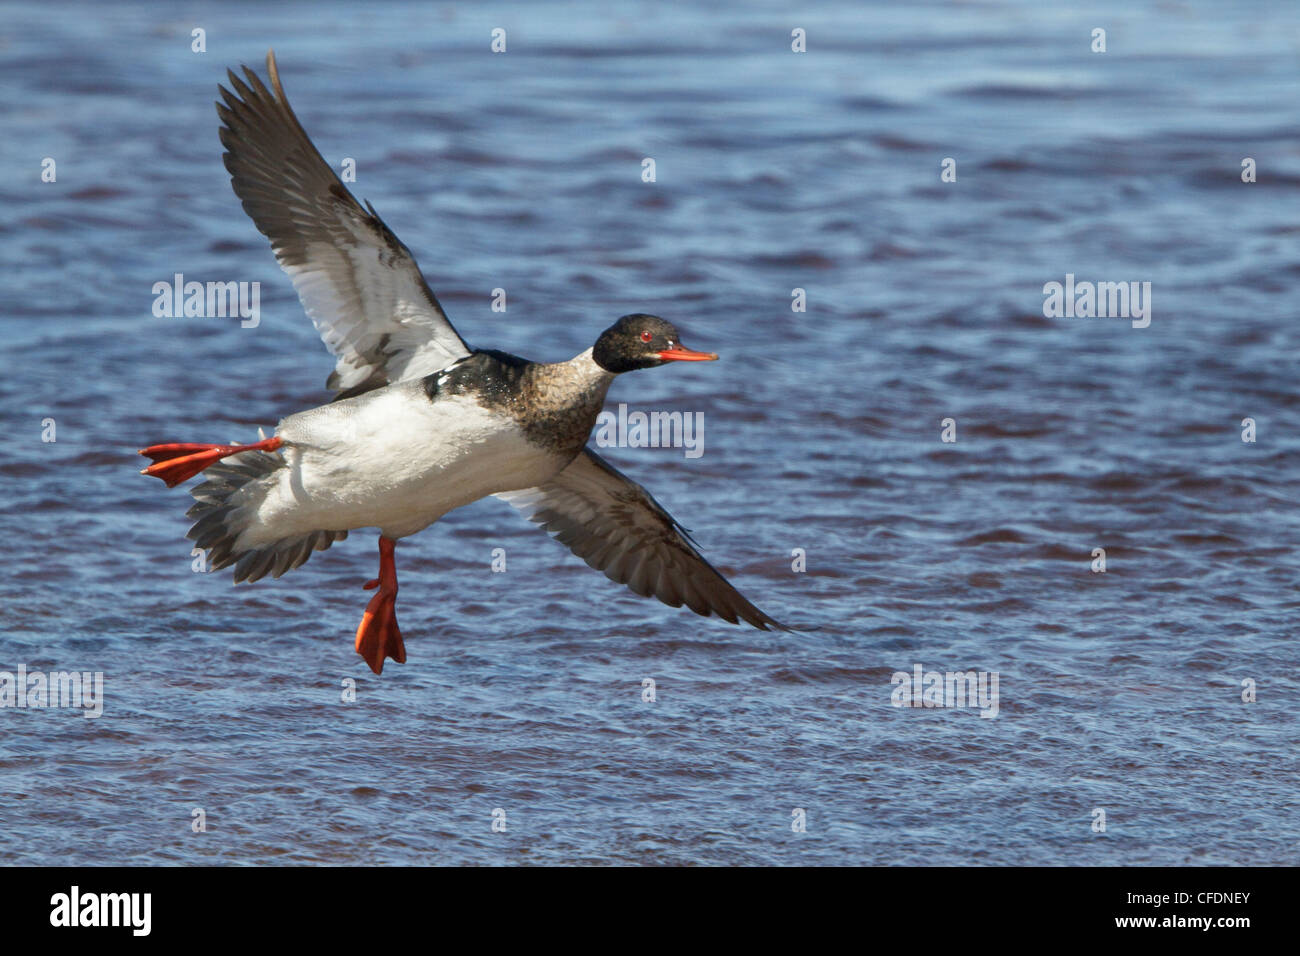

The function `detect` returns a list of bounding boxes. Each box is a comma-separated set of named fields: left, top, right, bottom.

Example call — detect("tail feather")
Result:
left=185, top=450, right=347, bottom=582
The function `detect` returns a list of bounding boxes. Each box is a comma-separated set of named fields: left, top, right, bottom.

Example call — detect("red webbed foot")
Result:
left=354, top=536, right=406, bottom=674
left=139, top=437, right=283, bottom=488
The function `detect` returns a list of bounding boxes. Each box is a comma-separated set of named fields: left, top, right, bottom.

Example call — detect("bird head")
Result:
left=592, top=314, right=719, bottom=373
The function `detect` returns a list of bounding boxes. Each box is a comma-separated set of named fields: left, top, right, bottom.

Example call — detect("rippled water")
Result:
left=2, top=0, right=1298, bottom=865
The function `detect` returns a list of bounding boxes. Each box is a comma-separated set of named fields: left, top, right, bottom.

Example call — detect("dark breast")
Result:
left=422, top=350, right=609, bottom=458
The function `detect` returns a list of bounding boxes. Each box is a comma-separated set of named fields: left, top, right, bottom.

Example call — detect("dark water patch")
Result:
left=955, top=528, right=1031, bottom=546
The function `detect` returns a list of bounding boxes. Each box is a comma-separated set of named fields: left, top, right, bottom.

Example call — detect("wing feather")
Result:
left=497, top=449, right=787, bottom=630
left=216, top=51, right=470, bottom=396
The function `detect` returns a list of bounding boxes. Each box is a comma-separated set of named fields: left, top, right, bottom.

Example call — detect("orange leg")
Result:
left=139, top=437, right=283, bottom=488
left=355, top=536, right=406, bottom=674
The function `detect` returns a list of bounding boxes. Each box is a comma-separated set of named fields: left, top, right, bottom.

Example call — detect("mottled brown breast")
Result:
left=424, top=348, right=616, bottom=460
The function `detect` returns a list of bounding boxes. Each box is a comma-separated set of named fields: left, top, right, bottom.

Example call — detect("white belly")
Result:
left=239, top=381, right=568, bottom=546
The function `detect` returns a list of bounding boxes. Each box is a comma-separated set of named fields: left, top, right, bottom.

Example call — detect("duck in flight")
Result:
left=139, top=51, right=786, bottom=674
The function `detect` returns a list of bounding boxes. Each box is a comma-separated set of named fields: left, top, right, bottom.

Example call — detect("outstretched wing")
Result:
left=497, top=449, right=787, bottom=630
left=216, top=50, right=470, bottom=398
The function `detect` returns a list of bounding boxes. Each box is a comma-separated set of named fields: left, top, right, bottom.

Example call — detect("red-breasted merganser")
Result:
left=139, top=51, right=786, bottom=674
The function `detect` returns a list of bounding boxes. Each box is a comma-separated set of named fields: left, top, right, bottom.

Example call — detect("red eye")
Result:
left=640, top=330, right=653, bottom=343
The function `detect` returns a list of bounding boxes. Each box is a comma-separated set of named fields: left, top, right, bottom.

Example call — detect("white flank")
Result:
left=232, top=380, right=566, bottom=548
